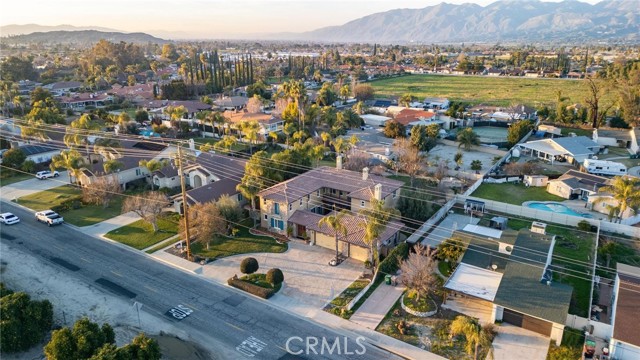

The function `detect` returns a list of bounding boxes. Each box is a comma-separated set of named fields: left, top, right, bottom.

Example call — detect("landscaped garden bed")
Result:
left=401, top=291, right=437, bottom=317
left=227, top=259, right=283, bottom=299
left=324, top=278, right=371, bottom=319
left=190, top=219, right=287, bottom=260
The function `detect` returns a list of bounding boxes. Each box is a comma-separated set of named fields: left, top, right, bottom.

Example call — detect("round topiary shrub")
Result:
left=240, top=257, right=259, bottom=274
left=266, top=268, right=284, bottom=286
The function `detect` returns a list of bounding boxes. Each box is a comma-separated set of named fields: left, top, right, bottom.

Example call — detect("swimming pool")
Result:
left=526, top=202, right=593, bottom=218
left=472, top=126, right=508, bottom=144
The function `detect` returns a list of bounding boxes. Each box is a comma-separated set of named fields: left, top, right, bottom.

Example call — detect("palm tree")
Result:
left=281, top=80, right=307, bottom=131
left=399, top=93, right=414, bottom=107
left=450, top=316, right=494, bottom=360
left=454, top=151, right=464, bottom=169
left=318, top=207, right=349, bottom=263
left=103, top=159, right=124, bottom=174
left=50, top=149, right=86, bottom=184
left=236, top=178, right=260, bottom=227
left=457, top=128, right=480, bottom=151
left=595, top=176, right=640, bottom=223
left=239, top=120, right=260, bottom=154
left=339, top=85, right=350, bottom=103
left=65, top=114, right=100, bottom=156
left=139, top=159, right=169, bottom=190
left=360, top=198, right=395, bottom=270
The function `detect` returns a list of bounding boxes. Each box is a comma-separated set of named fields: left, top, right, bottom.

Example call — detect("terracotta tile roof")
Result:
left=288, top=209, right=404, bottom=248
left=394, top=109, right=436, bottom=126
left=258, top=166, right=403, bottom=204
left=224, top=111, right=283, bottom=125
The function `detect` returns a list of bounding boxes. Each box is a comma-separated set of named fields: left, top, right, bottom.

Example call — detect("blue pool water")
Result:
left=527, top=202, right=593, bottom=218
left=139, top=130, right=160, bottom=137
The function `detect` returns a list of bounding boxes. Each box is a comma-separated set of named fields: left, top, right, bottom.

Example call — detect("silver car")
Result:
left=0, top=212, right=20, bottom=225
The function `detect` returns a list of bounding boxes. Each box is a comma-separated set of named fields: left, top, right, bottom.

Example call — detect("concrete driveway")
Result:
left=202, top=241, right=365, bottom=308
left=491, top=324, right=550, bottom=360
left=0, top=172, right=70, bottom=201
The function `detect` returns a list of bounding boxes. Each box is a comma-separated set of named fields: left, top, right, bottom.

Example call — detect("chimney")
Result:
left=374, top=183, right=382, bottom=201
left=336, top=155, right=343, bottom=170
left=362, top=167, right=369, bottom=181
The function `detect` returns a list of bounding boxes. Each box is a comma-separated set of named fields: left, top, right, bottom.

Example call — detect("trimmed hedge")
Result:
left=266, top=268, right=284, bottom=286
left=240, top=257, right=259, bottom=274
left=228, top=276, right=276, bottom=299
left=379, top=242, right=410, bottom=275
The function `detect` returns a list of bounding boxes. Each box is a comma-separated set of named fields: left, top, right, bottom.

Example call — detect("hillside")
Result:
left=1, top=24, right=122, bottom=36
left=293, top=0, right=639, bottom=43
left=1, top=30, right=168, bottom=45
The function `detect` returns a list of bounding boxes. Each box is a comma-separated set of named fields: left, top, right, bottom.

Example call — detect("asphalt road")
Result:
left=0, top=201, right=402, bottom=360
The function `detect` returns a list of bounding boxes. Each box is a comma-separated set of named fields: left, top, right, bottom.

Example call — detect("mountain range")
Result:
left=291, top=0, right=639, bottom=43
left=1, top=30, right=167, bottom=45
left=1, top=0, right=638, bottom=44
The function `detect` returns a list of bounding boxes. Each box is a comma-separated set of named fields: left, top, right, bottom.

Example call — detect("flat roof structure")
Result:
left=445, top=263, right=504, bottom=301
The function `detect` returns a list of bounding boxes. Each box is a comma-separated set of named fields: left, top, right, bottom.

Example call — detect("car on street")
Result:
left=0, top=212, right=20, bottom=225
left=35, top=210, right=64, bottom=226
left=35, top=170, right=60, bottom=180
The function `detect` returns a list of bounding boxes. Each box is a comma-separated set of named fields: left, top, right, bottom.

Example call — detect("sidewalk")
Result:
left=350, top=282, right=405, bottom=330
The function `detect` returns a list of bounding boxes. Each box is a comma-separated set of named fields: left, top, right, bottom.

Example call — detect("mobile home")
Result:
left=583, top=159, right=627, bottom=176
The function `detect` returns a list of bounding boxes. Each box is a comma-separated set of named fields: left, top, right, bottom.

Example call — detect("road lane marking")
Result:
left=110, top=270, right=123, bottom=277
left=143, top=285, right=158, bottom=293
left=224, top=321, right=245, bottom=332
left=80, top=257, right=91, bottom=263
left=236, top=336, right=267, bottom=357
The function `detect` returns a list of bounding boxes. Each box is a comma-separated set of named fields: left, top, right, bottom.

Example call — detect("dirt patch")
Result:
left=152, top=334, right=212, bottom=360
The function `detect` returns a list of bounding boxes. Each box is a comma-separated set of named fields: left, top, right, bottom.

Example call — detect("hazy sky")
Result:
left=2, top=0, right=603, bottom=38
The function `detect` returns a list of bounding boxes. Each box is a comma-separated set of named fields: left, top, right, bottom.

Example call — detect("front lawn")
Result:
left=17, top=185, right=124, bottom=226
left=104, top=213, right=180, bottom=250
left=0, top=168, right=33, bottom=186
left=438, top=261, right=454, bottom=277
left=403, top=291, right=436, bottom=313
left=471, top=183, right=564, bottom=205
left=191, top=220, right=287, bottom=260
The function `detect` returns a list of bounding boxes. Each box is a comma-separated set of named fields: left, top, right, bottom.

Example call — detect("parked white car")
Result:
left=35, top=210, right=64, bottom=226
left=35, top=170, right=60, bottom=180
left=0, top=212, right=20, bottom=225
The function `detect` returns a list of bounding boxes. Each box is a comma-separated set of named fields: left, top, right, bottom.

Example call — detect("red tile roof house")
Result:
left=393, top=108, right=443, bottom=135
left=608, top=264, right=640, bottom=360
left=257, top=158, right=404, bottom=262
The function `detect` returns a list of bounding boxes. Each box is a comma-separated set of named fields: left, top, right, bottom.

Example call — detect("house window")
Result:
left=332, top=189, right=336, bottom=194
left=393, top=190, right=397, bottom=198
left=299, top=198, right=303, bottom=205
left=274, top=203, right=280, bottom=215
left=317, top=190, right=320, bottom=196
left=289, top=203, right=292, bottom=211
left=361, top=200, right=365, bottom=207
left=136, top=169, right=141, bottom=176
left=339, top=191, right=343, bottom=196
left=307, top=195, right=310, bottom=200
left=238, top=193, right=243, bottom=201
left=263, top=198, right=267, bottom=205
left=264, top=214, right=268, bottom=220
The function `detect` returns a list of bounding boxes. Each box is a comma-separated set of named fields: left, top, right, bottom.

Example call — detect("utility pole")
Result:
left=177, top=143, right=192, bottom=260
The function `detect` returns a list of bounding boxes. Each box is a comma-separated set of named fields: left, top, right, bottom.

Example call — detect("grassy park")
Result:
left=369, top=74, right=612, bottom=107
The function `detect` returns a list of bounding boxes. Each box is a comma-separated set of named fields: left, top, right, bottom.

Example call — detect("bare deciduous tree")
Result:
left=395, top=138, right=423, bottom=187
left=82, top=176, right=121, bottom=208
left=400, top=244, right=437, bottom=301
left=179, top=202, right=227, bottom=249
left=122, top=192, right=168, bottom=232
left=246, top=96, right=263, bottom=113
left=503, top=162, right=540, bottom=176
left=343, top=153, right=370, bottom=172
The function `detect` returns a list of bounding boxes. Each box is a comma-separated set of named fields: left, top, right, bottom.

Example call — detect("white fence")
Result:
left=566, top=314, right=612, bottom=339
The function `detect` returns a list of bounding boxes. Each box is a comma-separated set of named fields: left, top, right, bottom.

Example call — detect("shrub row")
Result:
left=379, top=242, right=410, bottom=275
left=228, top=276, right=276, bottom=299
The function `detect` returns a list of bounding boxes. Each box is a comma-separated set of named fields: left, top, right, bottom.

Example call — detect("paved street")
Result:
left=0, top=201, right=402, bottom=360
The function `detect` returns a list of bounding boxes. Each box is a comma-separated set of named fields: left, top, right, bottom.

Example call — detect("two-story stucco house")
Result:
left=257, top=158, right=404, bottom=262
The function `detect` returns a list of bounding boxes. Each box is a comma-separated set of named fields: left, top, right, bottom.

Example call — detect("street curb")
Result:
left=2, top=199, right=429, bottom=360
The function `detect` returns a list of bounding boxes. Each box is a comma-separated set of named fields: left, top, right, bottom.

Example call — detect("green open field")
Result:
left=369, top=74, right=613, bottom=107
